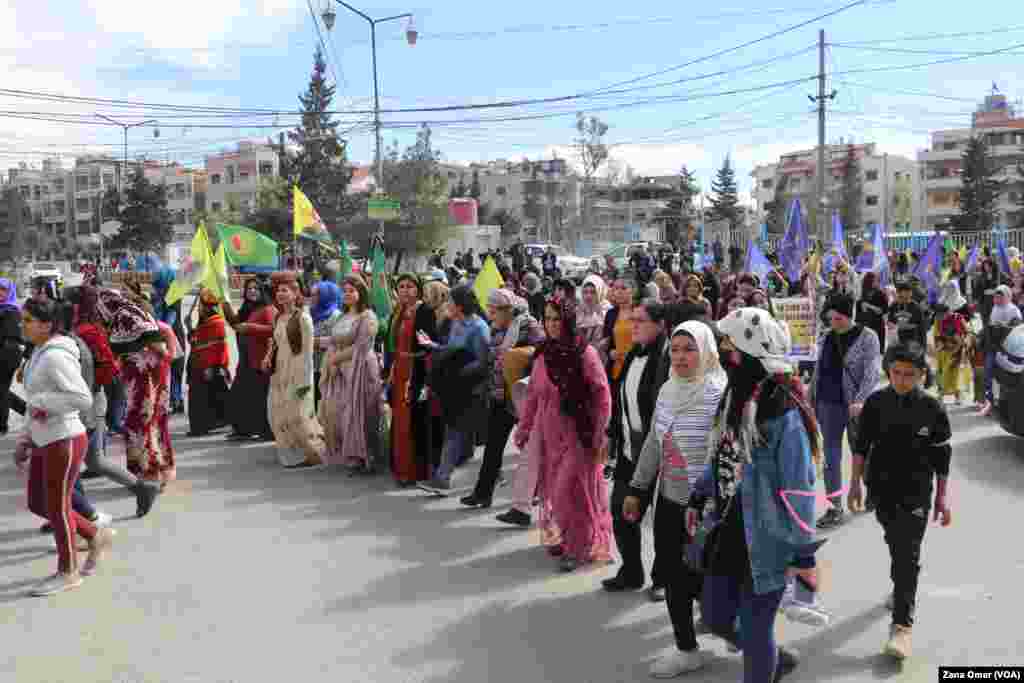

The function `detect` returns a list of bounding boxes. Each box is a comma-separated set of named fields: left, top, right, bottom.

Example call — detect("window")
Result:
left=259, top=162, right=274, bottom=176
left=211, top=201, right=222, bottom=211
left=76, top=175, right=88, bottom=189
left=1009, top=191, right=1020, bottom=203
left=942, top=141, right=957, bottom=151
left=211, top=174, right=221, bottom=185
left=53, top=200, right=65, bottom=216
left=77, top=220, right=90, bottom=235
left=54, top=179, right=64, bottom=193
left=761, top=179, right=773, bottom=189
left=103, top=173, right=114, bottom=189
left=239, top=171, right=250, bottom=182
left=865, top=170, right=879, bottom=181
left=226, top=166, right=236, bottom=184
left=865, top=195, right=879, bottom=206
left=76, top=198, right=90, bottom=212
left=496, top=186, right=507, bottom=196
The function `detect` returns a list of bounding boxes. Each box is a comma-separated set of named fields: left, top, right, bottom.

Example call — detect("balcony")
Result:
left=925, top=176, right=962, bottom=191
left=919, top=148, right=964, bottom=163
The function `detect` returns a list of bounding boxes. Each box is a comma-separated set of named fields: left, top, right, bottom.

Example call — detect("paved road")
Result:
left=1, top=402, right=1021, bottom=683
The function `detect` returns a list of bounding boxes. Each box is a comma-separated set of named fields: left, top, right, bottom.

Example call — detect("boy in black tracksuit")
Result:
left=849, top=341, right=953, bottom=661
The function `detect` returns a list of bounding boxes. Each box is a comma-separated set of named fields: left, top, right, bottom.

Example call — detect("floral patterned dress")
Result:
left=123, top=347, right=175, bottom=483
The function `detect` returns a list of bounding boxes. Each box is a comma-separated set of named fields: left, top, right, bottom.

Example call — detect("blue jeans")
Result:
left=703, top=574, right=786, bottom=683
left=984, top=350, right=996, bottom=403
left=434, top=428, right=471, bottom=484
left=816, top=401, right=848, bottom=502
left=106, top=380, right=126, bottom=433
left=72, top=478, right=96, bottom=520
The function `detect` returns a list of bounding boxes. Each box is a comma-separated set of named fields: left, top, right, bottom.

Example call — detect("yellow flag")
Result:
left=472, top=255, right=505, bottom=308
left=293, top=186, right=326, bottom=236
left=203, top=242, right=231, bottom=304
left=165, top=224, right=214, bottom=304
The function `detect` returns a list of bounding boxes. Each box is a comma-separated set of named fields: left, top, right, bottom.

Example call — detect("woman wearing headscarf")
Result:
left=0, top=277, right=23, bottom=433
left=150, top=267, right=186, bottom=414
left=856, top=271, right=890, bottom=355
left=624, top=320, right=727, bottom=677
left=264, top=272, right=325, bottom=468
left=319, top=275, right=382, bottom=473
left=418, top=284, right=491, bottom=492
left=461, top=288, right=544, bottom=508
left=388, top=273, right=437, bottom=486
left=185, top=289, right=231, bottom=437
left=309, top=280, right=343, bottom=411
left=690, top=307, right=819, bottom=683
left=222, top=277, right=276, bottom=440
left=512, top=297, right=613, bottom=572
left=934, top=280, right=972, bottom=405
left=671, top=273, right=713, bottom=324
left=521, top=271, right=546, bottom=324
left=578, top=274, right=611, bottom=348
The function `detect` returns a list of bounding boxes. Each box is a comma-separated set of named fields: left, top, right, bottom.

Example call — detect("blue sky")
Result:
left=2, top=0, right=1023, bottom=200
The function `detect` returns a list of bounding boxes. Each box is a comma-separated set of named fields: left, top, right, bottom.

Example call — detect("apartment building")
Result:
left=751, top=143, right=920, bottom=233
left=205, top=141, right=280, bottom=216
left=918, top=92, right=1024, bottom=231
left=140, top=162, right=205, bottom=240
left=0, top=183, right=30, bottom=262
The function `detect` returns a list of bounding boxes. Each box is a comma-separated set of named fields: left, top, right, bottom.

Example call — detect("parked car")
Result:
left=24, top=262, right=64, bottom=291
left=993, top=324, right=1024, bottom=438
left=524, top=243, right=590, bottom=281
left=602, top=242, right=673, bottom=272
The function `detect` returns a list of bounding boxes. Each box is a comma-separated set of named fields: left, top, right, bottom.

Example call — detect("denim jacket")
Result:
left=693, top=409, right=817, bottom=595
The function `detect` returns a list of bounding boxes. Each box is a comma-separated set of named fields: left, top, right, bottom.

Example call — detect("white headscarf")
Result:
left=577, top=273, right=611, bottom=329
left=653, top=320, right=727, bottom=441
left=939, top=279, right=967, bottom=312
left=717, top=307, right=793, bottom=375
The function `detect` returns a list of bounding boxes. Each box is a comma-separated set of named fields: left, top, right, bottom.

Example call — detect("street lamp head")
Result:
left=405, top=16, right=418, bottom=46
left=321, top=7, right=336, bottom=31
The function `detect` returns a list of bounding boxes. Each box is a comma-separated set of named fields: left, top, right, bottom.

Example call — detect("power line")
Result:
left=305, top=0, right=343, bottom=94
left=579, top=0, right=869, bottom=96
left=830, top=40, right=1024, bottom=76
left=834, top=25, right=1024, bottom=45
left=833, top=80, right=979, bottom=103
left=830, top=44, right=1024, bottom=57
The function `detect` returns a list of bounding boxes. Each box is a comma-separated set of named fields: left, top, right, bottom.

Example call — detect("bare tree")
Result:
left=574, top=113, right=610, bottom=245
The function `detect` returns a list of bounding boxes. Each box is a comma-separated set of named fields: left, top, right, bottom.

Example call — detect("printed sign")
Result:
left=773, top=296, right=818, bottom=362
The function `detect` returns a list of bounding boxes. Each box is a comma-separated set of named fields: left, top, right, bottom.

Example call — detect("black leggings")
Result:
left=653, top=497, right=703, bottom=651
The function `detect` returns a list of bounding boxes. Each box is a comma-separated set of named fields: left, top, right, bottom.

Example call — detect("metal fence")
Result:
left=750, top=228, right=1024, bottom=258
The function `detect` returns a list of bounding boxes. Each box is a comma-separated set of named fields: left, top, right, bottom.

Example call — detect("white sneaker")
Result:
left=93, top=511, right=113, bottom=528
left=650, top=649, right=706, bottom=678
left=781, top=580, right=831, bottom=627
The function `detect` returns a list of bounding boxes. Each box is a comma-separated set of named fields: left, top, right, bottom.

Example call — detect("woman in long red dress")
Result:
left=92, top=287, right=176, bottom=485
left=388, top=274, right=437, bottom=486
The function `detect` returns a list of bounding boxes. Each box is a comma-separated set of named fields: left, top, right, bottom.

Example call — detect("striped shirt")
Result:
left=629, top=380, right=725, bottom=505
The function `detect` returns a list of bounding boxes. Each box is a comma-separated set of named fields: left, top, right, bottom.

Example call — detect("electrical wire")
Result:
left=834, top=25, right=1024, bottom=46
left=830, top=44, right=1024, bottom=57
left=833, top=80, right=980, bottom=103
left=830, top=41, right=1024, bottom=76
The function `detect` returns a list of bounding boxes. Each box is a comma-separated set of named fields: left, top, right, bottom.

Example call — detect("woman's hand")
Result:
left=623, top=496, right=642, bottom=523
left=685, top=508, right=700, bottom=537
left=416, top=331, right=435, bottom=349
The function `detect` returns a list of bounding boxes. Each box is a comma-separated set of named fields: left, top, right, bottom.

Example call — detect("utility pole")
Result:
left=809, top=29, right=836, bottom=252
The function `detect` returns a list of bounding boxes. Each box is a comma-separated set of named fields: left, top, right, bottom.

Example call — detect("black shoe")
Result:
left=496, top=509, right=531, bottom=527
left=774, top=646, right=799, bottom=682
left=225, top=432, right=250, bottom=441
left=601, top=573, right=645, bottom=592
left=459, top=494, right=492, bottom=509
left=816, top=508, right=845, bottom=529
left=79, top=469, right=102, bottom=480
left=135, top=482, right=159, bottom=518
left=39, top=522, right=53, bottom=534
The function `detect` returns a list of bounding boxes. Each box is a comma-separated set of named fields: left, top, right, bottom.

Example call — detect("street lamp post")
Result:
left=321, top=1, right=415, bottom=239
left=95, top=114, right=156, bottom=264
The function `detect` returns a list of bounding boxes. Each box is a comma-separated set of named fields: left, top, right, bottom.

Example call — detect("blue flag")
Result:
left=997, top=237, right=1012, bottom=275
left=824, top=212, right=849, bottom=275
left=744, top=239, right=774, bottom=282
left=964, top=243, right=980, bottom=273
left=779, top=198, right=809, bottom=283
left=912, top=234, right=943, bottom=302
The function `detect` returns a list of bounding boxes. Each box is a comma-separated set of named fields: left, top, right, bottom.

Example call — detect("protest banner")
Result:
left=773, top=297, right=818, bottom=362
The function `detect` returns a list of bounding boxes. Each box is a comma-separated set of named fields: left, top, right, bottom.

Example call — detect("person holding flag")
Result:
left=222, top=277, right=276, bottom=441
left=185, top=288, right=232, bottom=437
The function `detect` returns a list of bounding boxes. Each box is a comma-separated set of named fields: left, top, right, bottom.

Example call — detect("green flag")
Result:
left=337, top=240, right=353, bottom=283
left=216, top=224, right=279, bottom=267
left=368, top=240, right=392, bottom=332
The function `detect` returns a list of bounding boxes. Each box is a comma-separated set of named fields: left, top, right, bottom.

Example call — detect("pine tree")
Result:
left=284, top=47, right=353, bottom=229
left=837, top=145, right=862, bottom=233
left=710, top=156, right=740, bottom=228
left=469, top=169, right=482, bottom=200
left=952, top=136, right=1002, bottom=231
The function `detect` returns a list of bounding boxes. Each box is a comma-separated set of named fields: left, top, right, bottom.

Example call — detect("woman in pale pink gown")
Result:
left=514, top=297, right=613, bottom=572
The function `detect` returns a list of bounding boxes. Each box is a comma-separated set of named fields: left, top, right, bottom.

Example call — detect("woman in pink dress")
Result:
left=514, top=297, right=613, bottom=572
